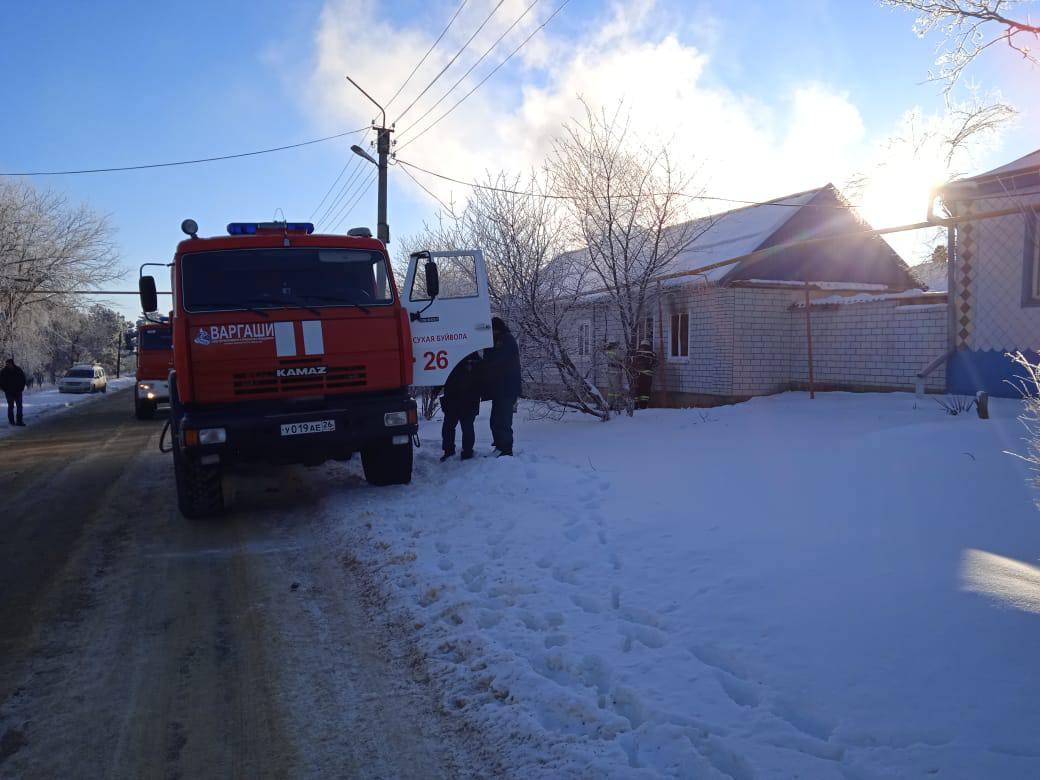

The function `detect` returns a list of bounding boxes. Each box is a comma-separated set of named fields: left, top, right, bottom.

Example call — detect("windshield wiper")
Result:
left=300, top=293, right=372, bottom=314
left=196, top=302, right=269, bottom=317
left=246, top=295, right=321, bottom=316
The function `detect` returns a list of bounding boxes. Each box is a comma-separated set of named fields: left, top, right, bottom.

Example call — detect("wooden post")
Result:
left=657, top=280, right=666, bottom=406
left=804, top=279, right=815, bottom=399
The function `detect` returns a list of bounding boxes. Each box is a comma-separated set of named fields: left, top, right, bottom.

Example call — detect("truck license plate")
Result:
left=280, top=420, right=336, bottom=436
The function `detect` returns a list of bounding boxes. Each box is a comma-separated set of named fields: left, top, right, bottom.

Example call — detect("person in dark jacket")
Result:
left=482, top=317, right=522, bottom=456
left=1, top=358, right=27, bottom=426
left=440, top=352, right=482, bottom=461
left=629, top=340, right=658, bottom=410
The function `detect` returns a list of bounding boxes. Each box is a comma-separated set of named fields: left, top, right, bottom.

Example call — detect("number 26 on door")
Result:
left=423, top=350, right=448, bottom=370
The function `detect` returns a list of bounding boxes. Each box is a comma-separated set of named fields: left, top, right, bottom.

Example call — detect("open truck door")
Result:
left=403, top=250, right=493, bottom=387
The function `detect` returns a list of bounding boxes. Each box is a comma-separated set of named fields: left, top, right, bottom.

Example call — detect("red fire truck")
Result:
left=139, top=219, right=492, bottom=518
left=133, top=318, right=174, bottom=419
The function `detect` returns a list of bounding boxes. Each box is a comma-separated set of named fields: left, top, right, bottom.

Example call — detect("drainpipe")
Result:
left=804, top=279, right=815, bottom=399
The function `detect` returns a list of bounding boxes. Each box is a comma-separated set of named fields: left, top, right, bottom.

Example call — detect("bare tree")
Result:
left=551, top=101, right=710, bottom=414
left=0, top=178, right=120, bottom=357
left=881, top=0, right=1039, bottom=88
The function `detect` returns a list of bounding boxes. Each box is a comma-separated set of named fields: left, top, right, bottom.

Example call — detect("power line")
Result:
left=310, top=148, right=356, bottom=221
left=397, top=161, right=458, bottom=217
left=2, top=127, right=369, bottom=177
left=328, top=173, right=378, bottom=233
left=314, top=129, right=371, bottom=226
left=396, top=157, right=862, bottom=210
left=319, top=161, right=371, bottom=231
left=393, top=0, right=506, bottom=126
left=396, top=0, right=569, bottom=153
left=397, top=0, right=540, bottom=142
left=385, top=0, right=470, bottom=112
left=316, top=154, right=367, bottom=229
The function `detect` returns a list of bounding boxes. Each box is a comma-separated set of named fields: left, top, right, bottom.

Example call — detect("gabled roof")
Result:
left=942, top=148, right=1040, bottom=202
left=554, top=183, right=918, bottom=296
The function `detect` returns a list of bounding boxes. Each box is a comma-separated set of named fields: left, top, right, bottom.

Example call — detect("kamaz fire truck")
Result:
left=133, top=317, right=174, bottom=419
left=139, top=219, right=492, bottom=519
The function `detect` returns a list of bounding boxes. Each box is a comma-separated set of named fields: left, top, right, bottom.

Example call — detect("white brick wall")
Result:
left=789, top=300, right=947, bottom=392
left=518, top=284, right=948, bottom=401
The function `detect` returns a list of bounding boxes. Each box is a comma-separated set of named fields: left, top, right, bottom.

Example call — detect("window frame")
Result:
left=577, top=320, right=592, bottom=359
left=409, top=255, right=480, bottom=303
left=669, top=311, right=689, bottom=360
left=1023, top=211, right=1040, bottom=306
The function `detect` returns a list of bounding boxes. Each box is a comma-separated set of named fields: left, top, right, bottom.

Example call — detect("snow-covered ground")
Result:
left=0, top=377, right=135, bottom=438
left=327, top=392, right=1040, bottom=779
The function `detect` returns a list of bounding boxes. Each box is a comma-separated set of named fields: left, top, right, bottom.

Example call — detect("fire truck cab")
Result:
left=133, top=317, right=173, bottom=419
left=140, top=220, right=492, bottom=519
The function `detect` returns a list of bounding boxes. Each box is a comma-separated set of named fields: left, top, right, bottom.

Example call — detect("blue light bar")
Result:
left=226, top=222, right=315, bottom=235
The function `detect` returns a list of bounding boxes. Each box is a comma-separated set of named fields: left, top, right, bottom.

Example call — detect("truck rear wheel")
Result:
left=361, top=439, right=413, bottom=486
left=174, top=443, right=225, bottom=519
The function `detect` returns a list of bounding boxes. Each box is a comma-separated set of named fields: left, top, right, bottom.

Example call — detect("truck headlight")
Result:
left=384, top=411, right=408, bottom=427
left=138, top=382, right=151, bottom=391
left=198, top=427, right=227, bottom=445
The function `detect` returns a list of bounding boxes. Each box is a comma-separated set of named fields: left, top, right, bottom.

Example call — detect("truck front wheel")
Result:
left=361, top=439, right=413, bottom=486
left=174, top=444, right=225, bottom=519
left=134, top=395, right=155, bottom=420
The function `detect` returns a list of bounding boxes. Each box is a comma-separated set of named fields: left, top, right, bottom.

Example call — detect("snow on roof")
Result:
left=794, top=288, right=946, bottom=307
left=666, top=189, right=818, bottom=281
left=963, top=148, right=1040, bottom=180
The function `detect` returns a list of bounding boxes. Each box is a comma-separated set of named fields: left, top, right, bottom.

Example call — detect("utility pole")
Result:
left=346, top=76, right=392, bottom=245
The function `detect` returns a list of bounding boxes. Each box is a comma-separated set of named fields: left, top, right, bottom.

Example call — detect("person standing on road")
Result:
left=482, top=317, right=522, bottom=456
left=1, top=358, right=27, bottom=427
left=440, top=352, right=482, bottom=462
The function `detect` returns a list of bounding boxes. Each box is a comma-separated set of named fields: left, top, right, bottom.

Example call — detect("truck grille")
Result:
left=231, top=365, right=367, bottom=396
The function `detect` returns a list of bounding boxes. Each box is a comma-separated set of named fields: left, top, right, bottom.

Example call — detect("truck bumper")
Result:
left=136, top=379, right=170, bottom=403
left=176, top=392, right=418, bottom=466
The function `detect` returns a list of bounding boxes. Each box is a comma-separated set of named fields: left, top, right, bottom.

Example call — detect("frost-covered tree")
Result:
left=0, top=178, right=120, bottom=360
left=881, top=0, right=1039, bottom=88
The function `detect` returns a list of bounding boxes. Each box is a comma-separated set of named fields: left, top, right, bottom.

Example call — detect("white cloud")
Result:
left=302, top=0, right=1008, bottom=258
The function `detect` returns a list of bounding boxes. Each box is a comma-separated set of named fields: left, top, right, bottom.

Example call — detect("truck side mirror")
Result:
left=124, top=332, right=135, bottom=351
left=424, top=260, right=440, bottom=299
left=139, top=276, right=157, bottom=313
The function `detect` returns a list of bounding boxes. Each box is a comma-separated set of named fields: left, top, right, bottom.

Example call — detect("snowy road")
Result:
left=3, top=390, right=1040, bottom=779
left=0, top=391, right=494, bottom=779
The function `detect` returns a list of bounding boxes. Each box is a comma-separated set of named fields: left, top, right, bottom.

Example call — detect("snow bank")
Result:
left=0, top=378, right=135, bottom=438
left=326, top=393, right=1040, bottom=778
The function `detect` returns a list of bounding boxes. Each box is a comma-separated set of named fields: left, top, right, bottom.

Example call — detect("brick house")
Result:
left=940, top=149, right=1040, bottom=398
left=531, top=184, right=950, bottom=406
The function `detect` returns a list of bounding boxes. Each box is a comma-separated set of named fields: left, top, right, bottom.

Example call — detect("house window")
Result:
left=670, top=312, right=689, bottom=358
left=637, top=316, right=654, bottom=346
left=1027, top=211, right=1040, bottom=303
left=578, top=321, right=592, bottom=357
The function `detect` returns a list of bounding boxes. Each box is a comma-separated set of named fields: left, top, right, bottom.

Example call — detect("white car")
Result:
left=59, top=365, right=108, bottom=394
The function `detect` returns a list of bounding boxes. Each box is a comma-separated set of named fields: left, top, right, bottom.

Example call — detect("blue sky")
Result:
left=1, top=1, right=1036, bottom=318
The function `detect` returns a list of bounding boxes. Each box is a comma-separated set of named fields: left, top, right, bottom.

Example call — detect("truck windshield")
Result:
left=181, top=248, right=394, bottom=313
left=140, top=329, right=172, bottom=350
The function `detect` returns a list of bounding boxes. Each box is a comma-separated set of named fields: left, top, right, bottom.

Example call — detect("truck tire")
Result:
left=361, top=439, right=413, bottom=486
left=174, top=444, right=225, bottom=519
left=134, top=396, right=154, bottom=420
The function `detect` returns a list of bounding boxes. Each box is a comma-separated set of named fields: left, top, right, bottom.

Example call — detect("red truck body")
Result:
left=149, top=223, right=420, bottom=517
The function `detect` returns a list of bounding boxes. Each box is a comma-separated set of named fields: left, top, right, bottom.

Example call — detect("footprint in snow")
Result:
left=435, top=541, right=452, bottom=554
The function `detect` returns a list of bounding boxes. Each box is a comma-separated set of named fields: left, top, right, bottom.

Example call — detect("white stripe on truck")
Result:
left=274, top=322, right=297, bottom=357
left=301, top=320, right=325, bottom=355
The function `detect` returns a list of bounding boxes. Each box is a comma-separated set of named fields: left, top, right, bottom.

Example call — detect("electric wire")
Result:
left=310, top=151, right=354, bottom=221
left=320, top=156, right=374, bottom=230
left=328, top=173, right=378, bottom=234
left=396, top=0, right=569, bottom=153
left=392, top=0, right=506, bottom=126
left=397, top=160, right=458, bottom=217
left=2, top=127, right=369, bottom=176
left=316, top=153, right=368, bottom=229
left=397, top=0, right=541, bottom=141
left=385, top=0, right=470, bottom=112
left=396, top=157, right=862, bottom=210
